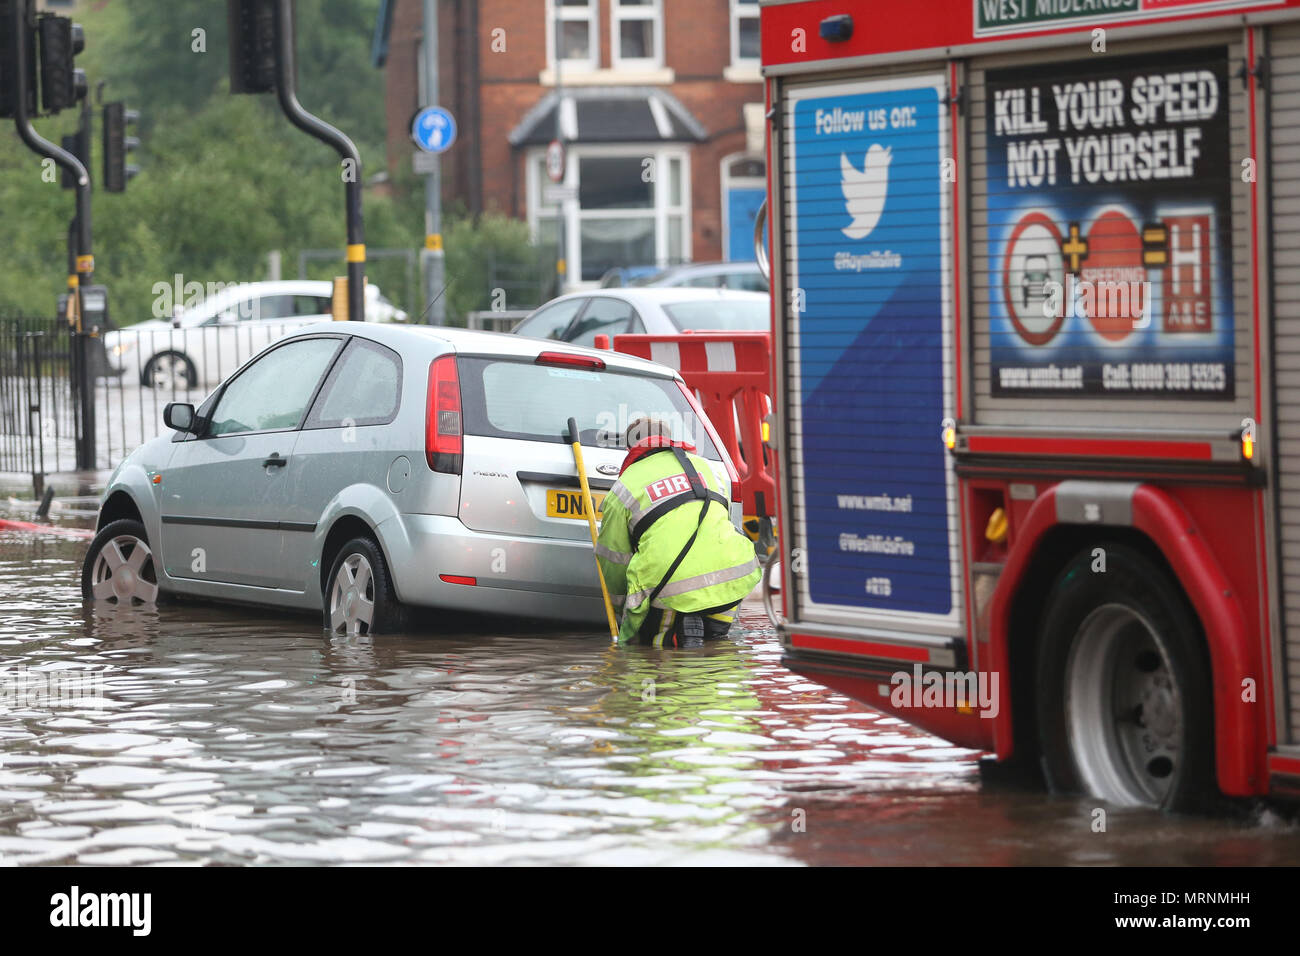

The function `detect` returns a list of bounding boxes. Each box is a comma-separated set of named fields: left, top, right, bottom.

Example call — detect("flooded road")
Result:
left=1, top=530, right=1298, bottom=866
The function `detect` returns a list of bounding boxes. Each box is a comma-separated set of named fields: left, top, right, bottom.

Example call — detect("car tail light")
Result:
left=426, top=354, right=462, bottom=474
left=536, top=351, right=606, bottom=370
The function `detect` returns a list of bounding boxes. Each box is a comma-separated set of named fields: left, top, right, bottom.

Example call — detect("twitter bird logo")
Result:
left=840, top=145, right=892, bottom=240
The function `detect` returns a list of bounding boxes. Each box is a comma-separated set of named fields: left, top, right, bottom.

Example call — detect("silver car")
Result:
left=81, top=322, right=739, bottom=635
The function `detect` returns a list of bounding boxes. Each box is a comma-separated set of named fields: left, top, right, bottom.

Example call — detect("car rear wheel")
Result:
left=81, top=519, right=160, bottom=606
left=142, top=351, right=197, bottom=390
left=324, top=536, right=406, bottom=636
left=1035, top=542, right=1216, bottom=812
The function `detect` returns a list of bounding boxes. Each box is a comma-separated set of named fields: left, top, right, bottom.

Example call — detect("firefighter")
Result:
left=596, top=417, right=762, bottom=647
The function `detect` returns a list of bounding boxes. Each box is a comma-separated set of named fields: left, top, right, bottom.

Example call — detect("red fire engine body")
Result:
left=759, top=0, right=1300, bottom=809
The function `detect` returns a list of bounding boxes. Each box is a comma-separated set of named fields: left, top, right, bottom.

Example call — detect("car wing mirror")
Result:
left=163, top=402, right=196, bottom=433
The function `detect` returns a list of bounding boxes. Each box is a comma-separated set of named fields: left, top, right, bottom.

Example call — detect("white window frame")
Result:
left=611, top=0, right=664, bottom=72
left=527, top=143, right=692, bottom=288
left=546, top=0, right=599, bottom=74
left=726, top=0, right=761, bottom=79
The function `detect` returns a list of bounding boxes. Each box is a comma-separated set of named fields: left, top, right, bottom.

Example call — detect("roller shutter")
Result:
left=1269, top=22, right=1300, bottom=746
left=774, top=68, right=963, bottom=639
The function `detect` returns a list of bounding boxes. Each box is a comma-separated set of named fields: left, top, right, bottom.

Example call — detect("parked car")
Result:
left=82, top=322, right=739, bottom=636
left=634, top=261, right=768, bottom=293
left=597, top=265, right=662, bottom=288
left=512, top=288, right=770, bottom=347
left=103, top=280, right=407, bottom=390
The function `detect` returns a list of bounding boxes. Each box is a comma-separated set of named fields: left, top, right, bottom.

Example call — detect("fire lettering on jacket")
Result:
left=646, top=473, right=691, bottom=502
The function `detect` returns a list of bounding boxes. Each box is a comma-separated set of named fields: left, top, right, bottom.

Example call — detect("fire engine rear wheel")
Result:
left=1035, top=543, right=1215, bottom=812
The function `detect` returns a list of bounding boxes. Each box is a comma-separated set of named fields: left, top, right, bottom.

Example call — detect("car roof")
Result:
left=655, top=261, right=761, bottom=275
left=288, top=322, right=681, bottom=379
left=175, top=279, right=333, bottom=317
left=531, top=286, right=768, bottom=313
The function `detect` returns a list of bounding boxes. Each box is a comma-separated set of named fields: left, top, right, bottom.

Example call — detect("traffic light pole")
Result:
left=422, top=0, right=445, bottom=325
left=272, top=0, right=364, bottom=322
left=9, top=0, right=96, bottom=471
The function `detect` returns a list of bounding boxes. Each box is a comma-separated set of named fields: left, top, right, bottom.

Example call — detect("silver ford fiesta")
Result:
left=82, top=322, right=739, bottom=635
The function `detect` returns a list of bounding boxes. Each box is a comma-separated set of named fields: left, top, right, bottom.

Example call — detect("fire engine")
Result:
left=757, top=0, right=1300, bottom=810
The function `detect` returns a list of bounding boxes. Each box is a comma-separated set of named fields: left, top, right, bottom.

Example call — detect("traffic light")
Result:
left=102, top=102, right=140, bottom=193
left=36, top=14, right=86, bottom=113
left=0, top=0, right=37, bottom=120
left=60, top=124, right=88, bottom=190
left=228, top=0, right=278, bottom=95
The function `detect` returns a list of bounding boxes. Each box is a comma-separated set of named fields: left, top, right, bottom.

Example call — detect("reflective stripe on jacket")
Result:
left=596, top=447, right=760, bottom=644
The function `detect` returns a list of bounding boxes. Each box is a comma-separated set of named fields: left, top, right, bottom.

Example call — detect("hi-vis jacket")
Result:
left=596, top=443, right=761, bottom=643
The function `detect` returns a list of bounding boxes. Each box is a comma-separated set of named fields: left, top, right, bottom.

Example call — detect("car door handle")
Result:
left=263, top=454, right=289, bottom=468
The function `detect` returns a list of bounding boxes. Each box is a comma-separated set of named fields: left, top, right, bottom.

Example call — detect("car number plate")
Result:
left=546, top=488, right=606, bottom=519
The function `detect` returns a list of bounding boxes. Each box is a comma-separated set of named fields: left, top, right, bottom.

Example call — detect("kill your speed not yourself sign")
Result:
left=985, top=48, right=1235, bottom=399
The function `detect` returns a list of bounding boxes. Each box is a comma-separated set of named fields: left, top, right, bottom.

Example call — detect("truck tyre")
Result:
left=81, top=519, right=161, bottom=606
left=1035, top=542, right=1216, bottom=812
left=323, top=536, right=407, bottom=636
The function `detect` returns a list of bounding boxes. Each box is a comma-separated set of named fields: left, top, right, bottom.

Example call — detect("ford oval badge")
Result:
left=596, top=463, right=619, bottom=476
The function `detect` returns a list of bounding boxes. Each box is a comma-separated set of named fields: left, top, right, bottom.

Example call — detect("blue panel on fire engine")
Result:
left=790, top=76, right=955, bottom=617
left=985, top=48, right=1235, bottom=398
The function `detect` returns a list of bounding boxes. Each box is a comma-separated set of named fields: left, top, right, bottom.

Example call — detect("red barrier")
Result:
left=0, top=518, right=93, bottom=538
left=605, top=331, right=776, bottom=534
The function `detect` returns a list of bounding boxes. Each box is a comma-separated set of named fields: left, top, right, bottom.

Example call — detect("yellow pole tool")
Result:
left=568, top=417, right=619, bottom=641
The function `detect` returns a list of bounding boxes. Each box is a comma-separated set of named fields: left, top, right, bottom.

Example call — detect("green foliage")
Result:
left=0, top=0, right=545, bottom=328
left=444, top=214, right=550, bottom=325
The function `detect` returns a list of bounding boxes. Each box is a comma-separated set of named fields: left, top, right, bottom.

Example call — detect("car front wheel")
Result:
left=81, top=519, right=160, bottom=606
left=142, top=351, right=197, bottom=391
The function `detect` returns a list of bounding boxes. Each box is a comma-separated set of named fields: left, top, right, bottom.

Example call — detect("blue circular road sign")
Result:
left=411, top=106, right=457, bottom=154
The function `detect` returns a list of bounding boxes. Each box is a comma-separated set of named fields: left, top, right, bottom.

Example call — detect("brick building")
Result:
left=375, top=0, right=765, bottom=287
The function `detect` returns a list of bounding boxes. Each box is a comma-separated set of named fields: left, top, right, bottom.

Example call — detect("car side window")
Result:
left=243, top=294, right=294, bottom=321
left=567, top=297, right=634, bottom=347
left=293, top=295, right=330, bottom=317
left=514, top=299, right=586, bottom=340
left=207, top=338, right=341, bottom=437
left=305, top=338, right=402, bottom=428
left=730, top=273, right=768, bottom=292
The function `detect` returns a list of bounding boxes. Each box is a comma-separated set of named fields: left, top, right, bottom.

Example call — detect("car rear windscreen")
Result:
left=662, top=299, right=769, bottom=331
left=458, top=357, right=721, bottom=458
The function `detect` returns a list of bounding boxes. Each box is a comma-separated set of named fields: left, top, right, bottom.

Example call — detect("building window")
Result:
left=547, top=0, right=599, bottom=73
left=612, top=0, right=663, bottom=70
left=529, top=146, right=691, bottom=285
left=730, top=0, right=760, bottom=66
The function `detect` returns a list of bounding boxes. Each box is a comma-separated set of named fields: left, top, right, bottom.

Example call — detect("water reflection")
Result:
left=0, top=534, right=1297, bottom=865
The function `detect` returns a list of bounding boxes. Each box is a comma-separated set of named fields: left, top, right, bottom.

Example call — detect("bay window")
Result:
left=529, top=146, right=691, bottom=285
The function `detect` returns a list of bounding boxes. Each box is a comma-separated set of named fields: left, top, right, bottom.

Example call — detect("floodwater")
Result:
left=2, top=527, right=1299, bottom=866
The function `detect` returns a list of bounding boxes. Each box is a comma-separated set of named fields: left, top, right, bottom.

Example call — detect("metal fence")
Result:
left=0, top=314, right=322, bottom=491
left=93, top=318, right=323, bottom=471
left=0, top=317, right=78, bottom=488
